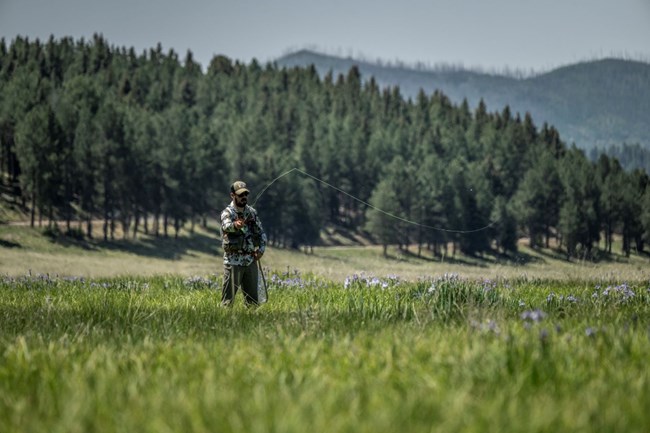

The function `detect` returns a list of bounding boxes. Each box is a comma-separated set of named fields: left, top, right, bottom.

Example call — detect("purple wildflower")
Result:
left=520, top=309, right=546, bottom=323
left=344, top=273, right=399, bottom=290
left=481, top=278, right=497, bottom=292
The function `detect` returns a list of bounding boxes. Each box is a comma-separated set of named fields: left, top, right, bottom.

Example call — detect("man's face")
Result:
left=232, top=191, right=249, bottom=207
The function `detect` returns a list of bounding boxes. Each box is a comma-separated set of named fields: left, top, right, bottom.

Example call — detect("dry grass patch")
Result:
left=2, top=223, right=649, bottom=283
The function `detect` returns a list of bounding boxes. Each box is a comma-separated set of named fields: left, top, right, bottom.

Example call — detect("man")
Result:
left=220, top=180, right=267, bottom=306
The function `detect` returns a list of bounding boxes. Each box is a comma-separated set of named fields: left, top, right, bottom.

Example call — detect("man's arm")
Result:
left=221, top=208, right=242, bottom=233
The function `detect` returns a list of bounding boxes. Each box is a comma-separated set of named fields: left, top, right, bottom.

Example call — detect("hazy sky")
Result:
left=2, top=0, right=649, bottom=73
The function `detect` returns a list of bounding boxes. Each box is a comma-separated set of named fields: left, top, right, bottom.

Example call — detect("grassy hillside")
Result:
left=2, top=222, right=649, bottom=283
left=277, top=50, right=650, bottom=150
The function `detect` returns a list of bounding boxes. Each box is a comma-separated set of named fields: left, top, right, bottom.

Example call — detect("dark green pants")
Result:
left=221, top=261, right=259, bottom=306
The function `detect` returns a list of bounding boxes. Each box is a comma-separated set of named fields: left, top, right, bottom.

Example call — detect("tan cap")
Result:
left=230, top=181, right=249, bottom=195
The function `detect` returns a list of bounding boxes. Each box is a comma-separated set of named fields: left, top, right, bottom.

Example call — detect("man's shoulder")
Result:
left=221, top=204, right=236, bottom=216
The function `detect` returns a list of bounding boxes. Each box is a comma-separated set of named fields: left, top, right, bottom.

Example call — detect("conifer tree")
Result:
left=558, top=148, right=600, bottom=257
left=512, top=149, right=561, bottom=248
left=415, top=154, right=449, bottom=256
left=365, top=177, right=401, bottom=257
left=14, top=105, right=49, bottom=226
left=491, top=196, right=518, bottom=253
left=641, top=187, right=650, bottom=249
left=619, top=169, right=647, bottom=255
left=596, top=154, right=624, bottom=253
left=73, top=107, right=99, bottom=237
left=447, top=159, right=490, bottom=255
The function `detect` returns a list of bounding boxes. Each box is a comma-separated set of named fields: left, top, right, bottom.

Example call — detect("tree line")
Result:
left=590, top=143, right=650, bottom=176
left=1, top=35, right=649, bottom=258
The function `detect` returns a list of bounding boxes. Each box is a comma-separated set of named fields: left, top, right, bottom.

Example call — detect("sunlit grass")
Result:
left=1, top=273, right=650, bottom=432
left=2, top=224, right=649, bottom=283
left=2, top=216, right=649, bottom=432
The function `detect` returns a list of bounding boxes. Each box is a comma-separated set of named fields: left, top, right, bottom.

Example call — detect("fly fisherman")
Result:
left=220, top=180, right=267, bottom=307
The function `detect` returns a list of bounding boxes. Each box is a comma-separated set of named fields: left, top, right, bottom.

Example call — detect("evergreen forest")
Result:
left=1, top=36, right=650, bottom=258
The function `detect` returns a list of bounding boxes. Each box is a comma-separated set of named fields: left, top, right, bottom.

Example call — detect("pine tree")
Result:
left=512, top=150, right=561, bottom=248
left=73, top=107, right=99, bottom=237
left=641, top=187, right=650, bottom=250
left=447, top=159, right=490, bottom=255
left=558, top=148, right=600, bottom=258
left=365, top=156, right=419, bottom=254
left=491, top=196, right=518, bottom=253
left=411, top=154, right=450, bottom=256
left=365, top=178, right=401, bottom=257
left=596, top=154, right=624, bottom=253
left=619, top=169, right=647, bottom=255
left=14, top=105, right=48, bottom=226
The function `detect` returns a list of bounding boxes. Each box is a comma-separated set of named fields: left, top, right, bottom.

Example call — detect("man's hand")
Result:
left=233, top=218, right=245, bottom=230
left=253, top=250, right=264, bottom=261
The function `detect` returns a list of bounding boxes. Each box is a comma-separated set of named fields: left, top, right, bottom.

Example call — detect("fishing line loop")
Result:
left=252, top=167, right=498, bottom=234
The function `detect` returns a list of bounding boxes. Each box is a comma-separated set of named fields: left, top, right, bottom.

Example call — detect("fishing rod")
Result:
left=257, top=259, right=268, bottom=303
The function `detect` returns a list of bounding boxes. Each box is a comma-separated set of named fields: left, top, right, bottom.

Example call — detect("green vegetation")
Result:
left=1, top=271, right=650, bottom=433
left=2, top=36, right=650, bottom=433
left=2, top=36, right=650, bottom=260
left=2, top=218, right=650, bottom=432
left=2, top=223, right=650, bottom=283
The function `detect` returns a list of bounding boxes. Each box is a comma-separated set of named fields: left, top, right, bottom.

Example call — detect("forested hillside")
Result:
left=277, top=50, right=650, bottom=150
left=1, top=36, right=650, bottom=258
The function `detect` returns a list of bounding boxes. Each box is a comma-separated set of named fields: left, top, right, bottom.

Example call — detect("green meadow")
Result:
left=1, top=222, right=649, bottom=282
left=1, top=224, right=650, bottom=432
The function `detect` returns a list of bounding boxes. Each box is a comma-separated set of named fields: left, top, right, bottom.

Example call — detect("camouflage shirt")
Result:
left=220, top=202, right=267, bottom=266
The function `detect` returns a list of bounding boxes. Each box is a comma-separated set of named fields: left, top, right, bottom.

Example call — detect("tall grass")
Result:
left=1, top=272, right=649, bottom=432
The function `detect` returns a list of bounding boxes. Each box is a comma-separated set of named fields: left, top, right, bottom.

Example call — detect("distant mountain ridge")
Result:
left=276, top=50, right=650, bottom=150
